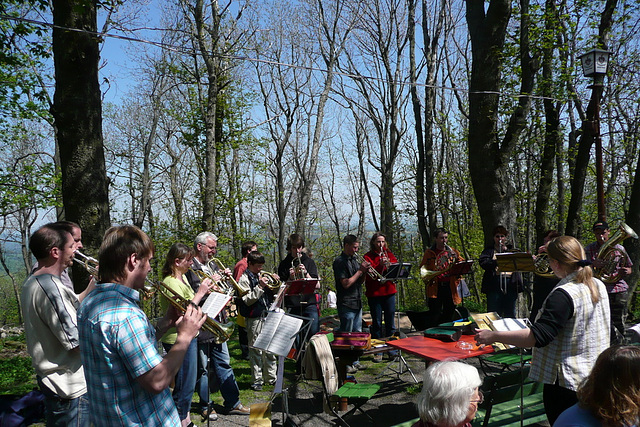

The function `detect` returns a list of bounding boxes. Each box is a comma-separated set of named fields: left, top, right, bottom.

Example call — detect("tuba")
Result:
left=149, top=278, right=234, bottom=344
left=595, top=223, right=638, bottom=283
left=420, top=245, right=458, bottom=283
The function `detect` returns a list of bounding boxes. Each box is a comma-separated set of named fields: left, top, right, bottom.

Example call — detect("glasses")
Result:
left=200, top=243, right=217, bottom=251
left=470, top=390, right=484, bottom=404
left=494, top=234, right=505, bottom=238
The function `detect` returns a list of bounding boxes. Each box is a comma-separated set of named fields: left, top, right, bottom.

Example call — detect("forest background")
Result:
left=1, top=0, right=640, bottom=326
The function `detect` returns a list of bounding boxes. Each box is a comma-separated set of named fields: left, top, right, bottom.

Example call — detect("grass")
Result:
left=0, top=333, right=36, bottom=396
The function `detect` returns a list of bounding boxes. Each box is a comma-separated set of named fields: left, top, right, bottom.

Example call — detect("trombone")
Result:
left=148, top=278, right=234, bottom=344
left=73, top=250, right=99, bottom=277
left=353, top=252, right=386, bottom=281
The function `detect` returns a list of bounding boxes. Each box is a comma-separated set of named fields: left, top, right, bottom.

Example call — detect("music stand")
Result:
left=376, top=260, right=418, bottom=382
left=448, top=260, right=474, bottom=276
left=495, top=252, right=535, bottom=273
left=285, top=278, right=318, bottom=295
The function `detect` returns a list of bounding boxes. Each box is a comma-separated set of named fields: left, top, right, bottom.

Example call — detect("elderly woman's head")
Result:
left=416, top=361, right=482, bottom=427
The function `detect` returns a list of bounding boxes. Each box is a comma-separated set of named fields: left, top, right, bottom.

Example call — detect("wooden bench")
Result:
left=473, top=366, right=546, bottom=426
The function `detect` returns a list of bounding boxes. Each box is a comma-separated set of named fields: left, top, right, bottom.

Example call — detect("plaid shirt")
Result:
left=78, top=283, right=180, bottom=426
left=584, top=241, right=632, bottom=293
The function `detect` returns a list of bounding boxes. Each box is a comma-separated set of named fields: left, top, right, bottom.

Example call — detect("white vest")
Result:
left=529, top=274, right=610, bottom=391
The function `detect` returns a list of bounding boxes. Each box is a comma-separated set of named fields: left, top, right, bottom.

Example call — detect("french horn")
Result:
left=420, top=245, right=458, bottom=283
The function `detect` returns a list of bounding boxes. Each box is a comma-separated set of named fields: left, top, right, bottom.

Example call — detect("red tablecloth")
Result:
left=388, top=335, right=493, bottom=362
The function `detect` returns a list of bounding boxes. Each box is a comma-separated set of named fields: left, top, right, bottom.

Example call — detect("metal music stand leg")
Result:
left=376, top=279, right=418, bottom=383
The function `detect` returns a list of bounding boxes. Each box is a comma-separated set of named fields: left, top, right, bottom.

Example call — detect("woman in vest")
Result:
left=475, top=236, right=610, bottom=425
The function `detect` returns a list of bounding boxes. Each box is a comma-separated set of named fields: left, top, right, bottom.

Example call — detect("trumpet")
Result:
left=208, top=257, right=250, bottom=297
left=259, top=271, right=283, bottom=291
left=291, top=252, right=305, bottom=280
left=149, top=278, right=234, bottom=344
left=189, top=268, right=230, bottom=295
left=353, top=252, right=386, bottom=281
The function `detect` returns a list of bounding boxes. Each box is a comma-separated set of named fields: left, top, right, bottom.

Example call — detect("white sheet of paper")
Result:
left=201, top=292, right=231, bottom=319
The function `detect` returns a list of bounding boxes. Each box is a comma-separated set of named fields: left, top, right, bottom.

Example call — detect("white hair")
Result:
left=194, top=231, right=218, bottom=247
left=416, top=361, right=482, bottom=427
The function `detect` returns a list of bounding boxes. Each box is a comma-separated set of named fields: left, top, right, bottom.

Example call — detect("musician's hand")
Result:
left=223, top=267, right=232, bottom=277
left=474, top=328, right=495, bottom=346
left=197, top=279, right=212, bottom=297
left=176, top=304, right=207, bottom=340
left=212, top=272, right=223, bottom=282
left=259, top=276, right=269, bottom=289
left=537, top=244, right=547, bottom=254
left=618, top=266, right=631, bottom=277
left=360, top=260, right=371, bottom=272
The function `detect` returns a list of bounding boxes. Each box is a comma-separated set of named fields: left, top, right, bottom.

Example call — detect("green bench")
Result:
left=473, top=366, right=546, bottom=426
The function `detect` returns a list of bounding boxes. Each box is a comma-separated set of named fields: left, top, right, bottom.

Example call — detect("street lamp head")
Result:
left=579, top=48, right=612, bottom=78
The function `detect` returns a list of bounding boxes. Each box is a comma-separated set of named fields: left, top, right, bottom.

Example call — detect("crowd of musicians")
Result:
left=19, top=219, right=637, bottom=426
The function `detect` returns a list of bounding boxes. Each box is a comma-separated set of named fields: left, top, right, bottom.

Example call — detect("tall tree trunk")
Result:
left=51, top=0, right=110, bottom=290
left=466, top=0, right=537, bottom=246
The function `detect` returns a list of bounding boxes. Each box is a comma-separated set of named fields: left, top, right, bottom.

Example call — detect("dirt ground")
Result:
left=195, top=312, right=551, bottom=427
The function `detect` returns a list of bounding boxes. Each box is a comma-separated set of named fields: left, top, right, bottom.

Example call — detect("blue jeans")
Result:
left=486, top=288, right=518, bottom=318
left=164, top=339, right=197, bottom=420
left=338, top=306, right=362, bottom=332
left=38, top=376, right=88, bottom=427
left=367, top=294, right=396, bottom=338
left=196, top=341, right=241, bottom=411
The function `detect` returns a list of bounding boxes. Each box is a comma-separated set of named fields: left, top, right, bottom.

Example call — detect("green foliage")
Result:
left=0, top=356, right=35, bottom=395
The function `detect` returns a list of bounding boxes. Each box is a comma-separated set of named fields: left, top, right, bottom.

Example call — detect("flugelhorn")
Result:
left=149, top=278, right=234, bottom=344
left=595, top=223, right=638, bottom=283
left=208, top=257, right=249, bottom=296
left=353, top=251, right=386, bottom=281
left=291, top=252, right=305, bottom=280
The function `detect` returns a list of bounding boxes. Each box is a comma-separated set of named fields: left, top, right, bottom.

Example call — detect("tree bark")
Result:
left=51, top=0, right=110, bottom=289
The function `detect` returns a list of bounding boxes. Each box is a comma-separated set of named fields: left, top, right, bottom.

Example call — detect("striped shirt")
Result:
left=77, top=283, right=180, bottom=426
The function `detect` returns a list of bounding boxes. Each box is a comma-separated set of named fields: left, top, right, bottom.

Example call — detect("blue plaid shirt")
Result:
left=78, top=283, right=180, bottom=426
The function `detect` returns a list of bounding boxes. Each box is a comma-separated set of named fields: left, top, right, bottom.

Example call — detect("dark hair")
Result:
left=343, top=234, right=358, bottom=246
left=286, top=234, right=305, bottom=251
left=544, top=229, right=561, bottom=240
left=241, top=240, right=257, bottom=257
left=29, top=223, right=72, bottom=260
left=577, top=345, right=640, bottom=426
left=98, top=225, right=154, bottom=283
left=493, top=225, right=508, bottom=236
left=247, top=251, right=265, bottom=265
left=369, top=232, right=387, bottom=252
left=161, top=243, right=193, bottom=279
left=547, top=235, right=599, bottom=303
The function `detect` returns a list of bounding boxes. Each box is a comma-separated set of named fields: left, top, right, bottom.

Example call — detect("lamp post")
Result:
left=579, top=48, right=611, bottom=223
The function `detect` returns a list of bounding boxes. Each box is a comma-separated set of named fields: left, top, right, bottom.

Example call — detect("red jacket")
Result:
left=363, top=250, right=398, bottom=297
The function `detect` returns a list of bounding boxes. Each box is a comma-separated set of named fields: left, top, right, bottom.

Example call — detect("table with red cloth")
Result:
left=388, top=335, right=493, bottom=365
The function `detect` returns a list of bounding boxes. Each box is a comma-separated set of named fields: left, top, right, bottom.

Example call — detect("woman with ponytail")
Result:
left=475, top=236, right=611, bottom=425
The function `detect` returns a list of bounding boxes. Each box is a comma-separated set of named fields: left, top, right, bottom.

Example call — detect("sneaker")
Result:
left=251, top=383, right=263, bottom=391
left=345, top=364, right=358, bottom=374
left=228, top=403, right=251, bottom=415
left=353, top=362, right=367, bottom=371
left=373, top=353, right=383, bottom=363
left=202, top=408, right=218, bottom=421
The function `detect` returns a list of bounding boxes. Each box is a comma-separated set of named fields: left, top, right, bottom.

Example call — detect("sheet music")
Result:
left=252, top=311, right=303, bottom=357
left=490, top=317, right=530, bottom=331
left=201, top=292, right=232, bottom=319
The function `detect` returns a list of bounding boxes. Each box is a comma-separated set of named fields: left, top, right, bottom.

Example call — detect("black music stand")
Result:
left=495, top=252, right=535, bottom=273
left=376, top=261, right=418, bottom=383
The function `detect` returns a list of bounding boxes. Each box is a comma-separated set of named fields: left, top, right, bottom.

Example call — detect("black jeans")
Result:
left=608, top=291, right=628, bottom=344
left=543, top=383, right=577, bottom=425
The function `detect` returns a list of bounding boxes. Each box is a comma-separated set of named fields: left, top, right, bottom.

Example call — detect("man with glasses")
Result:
left=185, top=232, right=250, bottom=420
left=585, top=220, right=632, bottom=344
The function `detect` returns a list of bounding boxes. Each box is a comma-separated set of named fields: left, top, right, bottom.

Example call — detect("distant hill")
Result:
left=0, top=241, right=27, bottom=276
